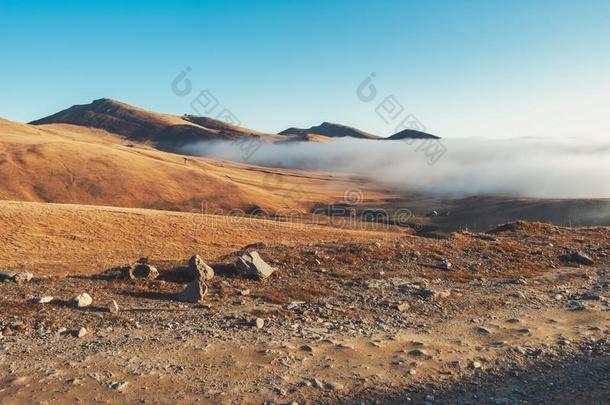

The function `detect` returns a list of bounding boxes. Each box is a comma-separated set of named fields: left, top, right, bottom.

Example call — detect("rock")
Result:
left=188, top=255, right=214, bottom=281
left=76, top=327, right=87, bottom=338
left=9, top=376, right=30, bottom=386
left=416, top=288, right=451, bottom=300
left=471, top=361, right=482, bottom=369
left=570, top=301, right=589, bottom=311
left=8, top=321, right=28, bottom=331
left=0, top=271, right=17, bottom=282
left=13, top=272, right=33, bottom=284
left=511, top=276, right=528, bottom=285
left=324, top=381, right=344, bottom=391
left=300, top=345, right=315, bottom=353
left=240, top=289, right=251, bottom=296
left=408, top=349, right=428, bottom=357
left=450, top=360, right=462, bottom=369
left=235, top=251, right=275, bottom=280
left=397, top=302, right=411, bottom=312
left=311, top=378, right=324, bottom=389
left=176, top=280, right=208, bottom=303
left=71, top=293, right=92, bottom=308
left=110, top=381, right=129, bottom=391
left=107, top=300, right=120, bottom=314
left=579, top=292, right=601, bottom=300
left=32, top=296, right=54, bottom=304
left=438, top=259, right=452, bottom=271
left=476, top=327, right=491, bottom=335
left=125, top=259, right=159, bottom=280
left=255, top=318, right=265, bottom=329
left=560, top=251, right=594, bottom=266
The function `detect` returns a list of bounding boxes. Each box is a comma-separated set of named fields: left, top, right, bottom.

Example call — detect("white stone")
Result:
left=71, top=293, right=92, bottom=308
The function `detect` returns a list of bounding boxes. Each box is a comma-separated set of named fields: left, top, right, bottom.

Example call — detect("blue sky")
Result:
left=1, top=0, right=609, bottom=139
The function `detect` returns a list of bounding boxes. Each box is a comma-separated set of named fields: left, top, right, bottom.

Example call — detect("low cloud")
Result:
left=181, top=137, right=610, bottom=199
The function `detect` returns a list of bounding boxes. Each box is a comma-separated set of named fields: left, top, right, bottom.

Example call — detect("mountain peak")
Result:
left=387, top=128, right=440, bottom=140
left=279, top=122, right=381, bottom=139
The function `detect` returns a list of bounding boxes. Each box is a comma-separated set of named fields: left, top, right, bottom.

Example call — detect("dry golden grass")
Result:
left=0, top=118, right=393, bottom=213
left=0, top=200, right=403, bottom=276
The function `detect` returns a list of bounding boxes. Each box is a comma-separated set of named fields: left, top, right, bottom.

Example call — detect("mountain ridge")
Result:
left=29, top=98, right=442, bottom=147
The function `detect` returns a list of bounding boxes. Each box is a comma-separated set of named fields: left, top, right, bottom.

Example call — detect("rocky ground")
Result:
left=1, top=220, right=609, bottom=404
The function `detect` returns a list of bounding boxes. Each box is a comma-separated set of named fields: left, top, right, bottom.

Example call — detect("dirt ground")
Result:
left=1, top=201, right=609, bottom=404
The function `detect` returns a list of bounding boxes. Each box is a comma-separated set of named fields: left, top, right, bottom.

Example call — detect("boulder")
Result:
left=560, top=251, right=594, bottom=266
left=187, top=255, right=214, bottom=281
left=32, top=296, right=54, bottom=304
left=110, top=381, right=129, bottom=391
left=176, top=280, right=208, bottom=303
left=125, top=260, right=159, bottom=280
left=235, top=251, right=275, bottom=280
left=107, top=300, right=120, bottom=314
left=71, top=293, right=93, bottom=308
left=0, top=271, right=17, bottom=282
left=416, top=288, right=451, bottom=300
left=13, top=272, right=33, bottom=284
left=437, top=259, right=452, bottom=271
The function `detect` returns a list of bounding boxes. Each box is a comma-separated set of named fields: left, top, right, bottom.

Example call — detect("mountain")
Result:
left=30, top=99, right=441, bottom=148
left=29, top=98, right=281, bottom=152
left=279, top=122, right=381, bottom=140
left=386, top=128, right=440, bottom=140
left=280, top=122, right=442, bottom=140
left=0, top=117, right=374, bottom=212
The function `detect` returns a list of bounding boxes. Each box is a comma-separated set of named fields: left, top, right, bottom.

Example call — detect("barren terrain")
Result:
left=1, top=201, right=609, bottom=404
left=0, top=118, right=393, bottom=213
left=2, top=100, right=610, bottom=404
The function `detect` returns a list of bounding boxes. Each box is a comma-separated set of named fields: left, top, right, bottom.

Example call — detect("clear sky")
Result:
left=1, top=0, right=609, bottom=139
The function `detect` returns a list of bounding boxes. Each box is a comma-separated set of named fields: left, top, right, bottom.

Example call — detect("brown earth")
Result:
left=28, top=98, right=285, bottom=148
left=0, top=201, right=609, bottom=404
left=0, top=118, right=394, bottom=213
left=3, top=115, right=610, bottom=233
left=2, top=101, right=610, bottom=404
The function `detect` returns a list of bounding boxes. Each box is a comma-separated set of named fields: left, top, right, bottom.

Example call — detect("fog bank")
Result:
left=181, top=137, right=610, bottom=198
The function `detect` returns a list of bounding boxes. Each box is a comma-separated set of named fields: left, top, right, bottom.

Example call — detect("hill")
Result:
left=0, top=117, right=388, bottom=212
left=29, top=98, right=283, bottom=152
left=279, top=122, right=382, bottom=139
left=30, top=99, right=442, bottom=145
left=386, top=128, right=440, bottom=140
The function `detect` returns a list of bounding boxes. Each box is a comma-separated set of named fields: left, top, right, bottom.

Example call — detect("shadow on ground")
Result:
left=340, top=352, right=610, bottom=404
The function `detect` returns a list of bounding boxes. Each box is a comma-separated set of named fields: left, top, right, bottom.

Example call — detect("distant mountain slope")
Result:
left=0, top=117, right=377, bottom=212
left=279, top=122, right=382, bottom=139
left=29, top=98, right=281, bottom=152
left=386, top=128, right=440, bottom=140
left=280, top=122, right=441, bottom=140
left=30, top=99, right=441, bottom=147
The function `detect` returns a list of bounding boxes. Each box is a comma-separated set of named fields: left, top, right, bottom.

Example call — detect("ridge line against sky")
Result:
left=1, top=0, right=609, bottom=139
